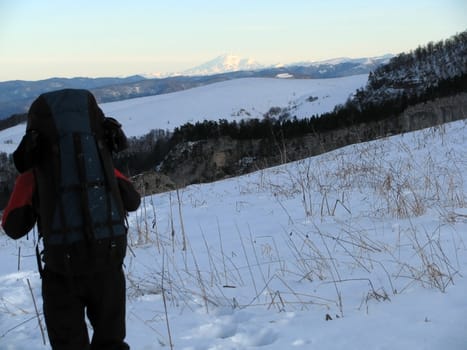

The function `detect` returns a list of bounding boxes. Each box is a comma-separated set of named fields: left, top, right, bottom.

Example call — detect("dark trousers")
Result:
left=42, top=266, right=130, bottom=350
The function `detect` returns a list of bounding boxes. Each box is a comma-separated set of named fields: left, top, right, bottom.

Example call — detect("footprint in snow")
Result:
left=196, top=316, right=238, bottom=339
left=231, top=327, right=278, bottom=347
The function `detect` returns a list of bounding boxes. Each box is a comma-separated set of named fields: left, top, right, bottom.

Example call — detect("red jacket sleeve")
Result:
left=1, top=170, right=37, bottom=239
left=114, top=169, right=141, bottom=212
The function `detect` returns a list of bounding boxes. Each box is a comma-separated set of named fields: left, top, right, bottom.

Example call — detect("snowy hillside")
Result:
left=1, top=118, right=466, bottom=349
left=101, top=75, right=368, bottom=138
left=0, top=75, right=368, bottom=154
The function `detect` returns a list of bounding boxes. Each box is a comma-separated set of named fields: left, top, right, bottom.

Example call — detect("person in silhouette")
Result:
left=2, top=89, right=141, bottom=350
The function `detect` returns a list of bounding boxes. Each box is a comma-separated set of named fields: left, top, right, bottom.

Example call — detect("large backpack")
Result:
left=15, top=89, right=128, bottom=275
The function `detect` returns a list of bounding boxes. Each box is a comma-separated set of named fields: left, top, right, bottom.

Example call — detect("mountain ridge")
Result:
left=141, top=54, right=393, bottom=78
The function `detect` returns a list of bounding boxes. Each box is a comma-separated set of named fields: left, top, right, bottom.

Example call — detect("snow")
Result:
left=0, top=75, right=367, bottom=154
left=1, top=117, right=466, bottom=349
left=100, top=75, right=368, bottom=138
left=180, top=54, right=264, bottom=76
left=0, top=123, right=27, bottom=155
left=0, top=75, right=367, bottom=153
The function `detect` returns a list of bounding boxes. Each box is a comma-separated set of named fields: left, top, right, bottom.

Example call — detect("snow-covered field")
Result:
left=1, top=116, right=466, bottom=349
left=0, top=75, right=368, bottom=154
left=100, top=75, right=368, bottom=138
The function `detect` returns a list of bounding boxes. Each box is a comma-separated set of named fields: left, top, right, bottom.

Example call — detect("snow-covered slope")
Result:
left=101, top=75, right=367, bottom=138
left=0, top=75, right=367, bottom=153
left=1, top=119, right=466, bottom=349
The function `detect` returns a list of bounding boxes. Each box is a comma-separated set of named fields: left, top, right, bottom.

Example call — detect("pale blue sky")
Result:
left=0, top=0, right=465, bottom=81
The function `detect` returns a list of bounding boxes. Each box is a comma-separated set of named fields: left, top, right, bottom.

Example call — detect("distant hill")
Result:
left=0, top=76, right=146, bottom=120
left=0, top=55, right=391, bottom=121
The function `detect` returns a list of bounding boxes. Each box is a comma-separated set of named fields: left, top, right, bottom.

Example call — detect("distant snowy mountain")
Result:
left=181, top=54, right=264, bottom=76
left=144, top=54, right=393, bottom=78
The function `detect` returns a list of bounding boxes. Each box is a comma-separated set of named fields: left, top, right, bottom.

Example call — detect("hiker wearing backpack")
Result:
left=1, top=89, right=141, bottom=350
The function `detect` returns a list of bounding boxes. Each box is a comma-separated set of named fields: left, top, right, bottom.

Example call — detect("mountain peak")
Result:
left=181, top=54, right=264, bottom=76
